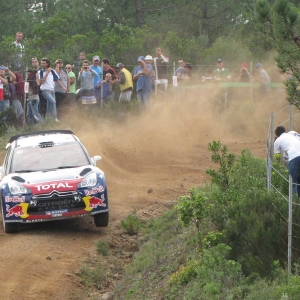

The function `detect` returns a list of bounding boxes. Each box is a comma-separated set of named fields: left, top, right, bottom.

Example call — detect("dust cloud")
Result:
left=68, top=85, right=290, bottom=163
left=57, top=86, right=292, bottom=214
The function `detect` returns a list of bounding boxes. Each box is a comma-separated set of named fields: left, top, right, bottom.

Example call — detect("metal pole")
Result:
left=267, top=112, right=274, bottom=192
left=290, top=104, right=293, bottom=131
left=288, top=175, right=293, bottom=278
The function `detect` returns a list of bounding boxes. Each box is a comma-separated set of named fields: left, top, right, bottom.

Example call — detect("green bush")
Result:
left=95, top=240, right=110, bottom=256
left=121, top=214, right=143, bottom=235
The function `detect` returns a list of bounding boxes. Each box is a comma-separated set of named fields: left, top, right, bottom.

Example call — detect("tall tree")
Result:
left=256, top=0, right=300, bottom=108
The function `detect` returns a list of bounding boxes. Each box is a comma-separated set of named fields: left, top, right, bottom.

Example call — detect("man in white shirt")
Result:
left=38, top=58, right=67, bottom=121
left=274, top=125, right=300, bottom=196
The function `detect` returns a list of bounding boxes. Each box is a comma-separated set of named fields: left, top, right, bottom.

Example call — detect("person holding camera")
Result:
left=77, top=60, right=98, bottom=105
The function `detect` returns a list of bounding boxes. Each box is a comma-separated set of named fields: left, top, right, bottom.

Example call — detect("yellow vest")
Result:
left=120, top=68, right=133, bottom=92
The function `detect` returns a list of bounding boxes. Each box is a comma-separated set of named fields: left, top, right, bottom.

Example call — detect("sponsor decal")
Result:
left=46, top=209, right=68, bottom=216
left=25, top=179, right=82, bottom=195
left=5, top=196, right=25, bottom=203
left=34, top=182, right=74, bottom=192
left=83, top=195, right=106, bottom=212
left=25, top=219, right=43, bottom=223
left=84, top=186, right=105, bottom=196
left=6, top=203, right=29, bottom=218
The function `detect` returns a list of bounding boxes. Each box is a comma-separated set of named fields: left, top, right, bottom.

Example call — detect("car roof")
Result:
left=7, top=130, right=78, bottom=149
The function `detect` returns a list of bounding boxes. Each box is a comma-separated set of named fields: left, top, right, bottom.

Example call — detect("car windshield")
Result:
left=10, top=142, right=90, bottom=173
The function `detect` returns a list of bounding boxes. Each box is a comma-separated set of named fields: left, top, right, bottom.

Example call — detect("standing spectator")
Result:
left=75, top=52, right=87, bottom=69
left=116, top=63, right=133, bottom=102
left=54, top=59, right=69, bottom=114
left=274, top=125, right=300, bottom=196
left=102, top=58, right=117, bottom=82
left=212, top=59, right=231, bottom=110
left=153, top=48, right=169, bottom=95
left=175, top=59, right=186, bottom=80
left=90, top=56, right=102, bottom=104
left=236, top=62, right=252, bottom=82
left=38, top=58, right=65, bottom=121
left=65, top=64, right=76, bottom=107
left=145, top=55, right=156, bottom=91
left=12, top=32, right=25, bottom=71
left=132, top=56, right=153, bottom=105
left=31, top=58, right=47, bottom=117
left=9, top=72, right=25, bottom=127
left=77, top=60, right=98, bottom=105
left=1, top=66, right=16, bottom=112
left=95, top=73, right=114, bottom=105
left=26, top=70, right=44, bottom=125
left=256, top=63, right=271, bottom=94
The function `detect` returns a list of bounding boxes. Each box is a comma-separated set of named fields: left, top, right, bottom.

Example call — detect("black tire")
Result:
left=94, top=211, right=109, bottom=227
left=2, top=219, right=18, bottom=233
left=1, top=201, right=18, bottom=233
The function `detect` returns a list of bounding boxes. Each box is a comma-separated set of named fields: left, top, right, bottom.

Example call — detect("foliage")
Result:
left=95, top=240, right=110, bottom=257
left=256, top=0, right=300, bottom=108
left=121, top=214, right=143, bottom=236
left=79, top=264, right=105, bottom=290
left=206, top=141, right=236, bottom=191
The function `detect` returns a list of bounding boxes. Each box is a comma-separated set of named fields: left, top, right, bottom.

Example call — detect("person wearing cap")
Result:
left=132, top=56, right=153, bottom=105
left=115, top=63, right=133, bottom=102
left=90, top=56, right=102, bottom=87
left=256, top=63, right=270, bottom=94
left=54, top=59, right=70, bottom=115
left=153, top=48, right=169, bottom=95
left=212, top=59, right=231, bottom=110
left=145, top=55, right=156, bottom=91
left=90, top=56, right=102, bottom=105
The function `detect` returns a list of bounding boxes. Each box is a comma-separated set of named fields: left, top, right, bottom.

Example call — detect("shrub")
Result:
left=121, top=214, right=143, bottom=235
left=95, top=240, right=110, bottom=256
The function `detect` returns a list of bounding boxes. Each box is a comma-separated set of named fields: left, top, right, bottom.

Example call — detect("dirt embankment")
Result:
left=0, top=90, right=290, bottom=299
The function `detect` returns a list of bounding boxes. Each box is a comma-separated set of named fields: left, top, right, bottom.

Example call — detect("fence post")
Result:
left=267, top=112, right=274, bottom=192
left=290, top=104, right=293, bottom=131
left=288, top=175, right=293, bottom=279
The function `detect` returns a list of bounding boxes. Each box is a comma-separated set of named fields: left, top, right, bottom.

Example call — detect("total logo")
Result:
left=25, top=179, right=81, bottom=195
left=34, top=182, right=74, bottom=191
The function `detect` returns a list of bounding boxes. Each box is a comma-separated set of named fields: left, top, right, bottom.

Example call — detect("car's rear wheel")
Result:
left=94, top=211, right=109, bottom=227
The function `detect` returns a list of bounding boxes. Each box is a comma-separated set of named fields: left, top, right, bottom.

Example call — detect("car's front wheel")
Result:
left=94, top=211, right=109, bottom=227
left=2, top=219, right=18, bottom=233
left=1, top=201, right=18, bottom=233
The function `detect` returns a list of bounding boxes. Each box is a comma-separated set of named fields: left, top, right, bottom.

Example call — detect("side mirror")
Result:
left=92, top=155, right=102, bottom=166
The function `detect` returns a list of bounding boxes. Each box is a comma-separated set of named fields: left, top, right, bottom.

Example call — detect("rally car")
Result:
left=0, top=130, right=109, bottom=233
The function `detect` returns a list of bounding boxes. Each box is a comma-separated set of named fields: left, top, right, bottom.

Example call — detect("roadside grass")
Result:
left=110, top=145, right=300, bottom=299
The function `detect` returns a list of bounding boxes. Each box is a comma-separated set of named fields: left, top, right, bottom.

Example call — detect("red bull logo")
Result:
left=6, top=203, right=29, bottom=218
left=83, top=195, right=106, bottom=212
left=89, top=195, right=106, bottom=209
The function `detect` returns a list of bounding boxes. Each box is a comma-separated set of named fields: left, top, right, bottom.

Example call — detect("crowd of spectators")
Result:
left=0, top=31, right=276, bottom=126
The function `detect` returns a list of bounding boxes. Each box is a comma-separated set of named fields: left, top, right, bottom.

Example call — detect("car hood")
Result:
left=10, top=166, right=100, bottom=183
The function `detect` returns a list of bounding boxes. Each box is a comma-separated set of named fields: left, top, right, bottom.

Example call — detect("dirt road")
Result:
left=0, top=95, right=291, bottom=299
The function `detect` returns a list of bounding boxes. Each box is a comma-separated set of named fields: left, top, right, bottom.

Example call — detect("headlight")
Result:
left=78, top=173, right=97, bottom=188
left=8, top=182, right=31, bottom=194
